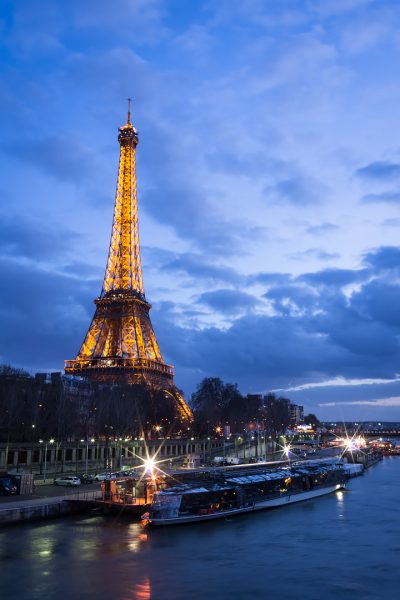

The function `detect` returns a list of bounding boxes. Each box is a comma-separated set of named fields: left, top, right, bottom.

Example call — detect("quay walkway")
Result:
left=0, top=488, right=102, bottom=527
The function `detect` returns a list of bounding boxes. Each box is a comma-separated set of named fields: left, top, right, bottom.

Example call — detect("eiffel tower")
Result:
left=65, top=101, right=192, bottom=423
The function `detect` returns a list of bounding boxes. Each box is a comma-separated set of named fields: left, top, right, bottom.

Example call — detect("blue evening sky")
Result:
left=1, top=0, right=400, bottom=419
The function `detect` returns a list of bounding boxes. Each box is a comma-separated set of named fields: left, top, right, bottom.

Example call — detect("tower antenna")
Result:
left=127, top=97, right=131, bottom=124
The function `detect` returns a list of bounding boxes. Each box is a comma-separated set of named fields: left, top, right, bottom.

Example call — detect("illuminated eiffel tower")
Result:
left=65, top=101, right=192, bottom=423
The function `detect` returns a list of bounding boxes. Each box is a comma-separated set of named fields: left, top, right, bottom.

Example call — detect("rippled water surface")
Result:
left=1, top=458, right=400, bottom=600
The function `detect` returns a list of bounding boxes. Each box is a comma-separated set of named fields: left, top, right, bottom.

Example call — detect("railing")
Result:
left=65, top=357, right=173, bottom=376
left=61, top=489, right=102, bottom=501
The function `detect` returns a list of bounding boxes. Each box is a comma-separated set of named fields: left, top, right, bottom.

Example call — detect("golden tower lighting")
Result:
left=65, top=100, right=192, bottom=423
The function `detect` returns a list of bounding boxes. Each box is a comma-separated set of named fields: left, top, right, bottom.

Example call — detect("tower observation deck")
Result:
left=65, top=102, right=192, bottom=423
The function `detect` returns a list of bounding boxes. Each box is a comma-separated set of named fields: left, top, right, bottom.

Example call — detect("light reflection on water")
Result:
left=0, top=459, right=400, bottom=600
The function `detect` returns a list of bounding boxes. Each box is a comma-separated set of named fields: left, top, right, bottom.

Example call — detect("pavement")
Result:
left=0, top=482, right=102, bottom=504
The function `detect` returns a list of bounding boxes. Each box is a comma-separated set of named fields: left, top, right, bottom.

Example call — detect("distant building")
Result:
left=289, top=403, right=304, bottom=426
left=247, top=394, right=263, bottom=403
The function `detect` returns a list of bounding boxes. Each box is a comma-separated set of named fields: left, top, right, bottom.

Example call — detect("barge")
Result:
left=142, top=461, right=347, bottom=526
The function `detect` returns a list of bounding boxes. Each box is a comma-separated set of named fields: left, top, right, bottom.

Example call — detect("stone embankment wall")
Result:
left=0, top=492, right=101, bottom=526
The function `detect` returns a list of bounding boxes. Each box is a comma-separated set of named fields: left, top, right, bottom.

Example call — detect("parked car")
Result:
left=54, top=476, right=81, bottom=486
left=77, top=473, right=94, bottom=484
left=0, top=477, right=18, bottom=495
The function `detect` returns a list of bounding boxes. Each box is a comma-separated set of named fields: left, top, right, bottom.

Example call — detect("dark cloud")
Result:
left=143, top=185, right=238, bottom=253
left=138, top=124, right=260, bottom=254
left=247, top=272, right=292, bottom=286
left=351, top=280, right=400, bottom=328
left=361, top=191, right=400, bottom=204
left=265, top=175, right=327, bottom=205
left=0, top=214, right=80, bottom=261
left=9, top=135, right=98, bottom=184
left=297, top=267, right=367, bottom=287
left=0, top=257, right=97, bottom=370
left=305, top=222, right=339, bottom=235
left=356, top=161, right=400, bottom=181
left=362, top=246, right=400, bottom=271
left=289, top=248, right=340, bottom=261
left=61, top=261, right=102, bottom=281
left=160, top=252, right=243, bottom=286
left=264, top=284, right=318, bottom=315
left=196, top=289, right=260, bottom=314
left=150, top=252, right=400, bottom=397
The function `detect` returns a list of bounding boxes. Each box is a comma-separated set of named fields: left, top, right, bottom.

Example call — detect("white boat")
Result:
left=342, top=463, right=364, bottom=478
left=143, top=462, right=347, bottom=526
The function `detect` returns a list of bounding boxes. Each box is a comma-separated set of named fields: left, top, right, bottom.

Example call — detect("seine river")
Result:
left=1, top=458, right=399, bottom=600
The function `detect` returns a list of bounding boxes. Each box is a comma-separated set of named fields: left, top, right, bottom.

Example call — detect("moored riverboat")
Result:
left=96, top=474, right=159, bottom=515
left=142, top=462, right=346, bottom=526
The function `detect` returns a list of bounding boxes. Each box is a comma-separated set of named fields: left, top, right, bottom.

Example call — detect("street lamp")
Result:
left=39, top=438, right=54, bottom=481
left=46, top=439, right=54, bottom=481
left=84, top=438, right=95, bottom=475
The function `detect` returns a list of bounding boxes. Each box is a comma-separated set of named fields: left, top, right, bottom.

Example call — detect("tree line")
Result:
left=0, top=366, right=318, bottom=443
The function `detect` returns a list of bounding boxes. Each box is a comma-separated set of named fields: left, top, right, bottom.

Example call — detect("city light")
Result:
left=143, top=457, right=155, bottom=475
left=283, top=443, right=292, bottom=458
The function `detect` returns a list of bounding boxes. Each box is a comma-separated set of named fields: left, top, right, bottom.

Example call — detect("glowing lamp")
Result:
left=143, top=458, right=155, bottom=474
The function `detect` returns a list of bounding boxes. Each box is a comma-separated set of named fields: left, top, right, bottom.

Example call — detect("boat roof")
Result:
left=155, top=462, right=343, bottom=495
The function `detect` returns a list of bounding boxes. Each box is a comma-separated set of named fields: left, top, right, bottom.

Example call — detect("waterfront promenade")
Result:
left=0, top=484, right=102, bottom=526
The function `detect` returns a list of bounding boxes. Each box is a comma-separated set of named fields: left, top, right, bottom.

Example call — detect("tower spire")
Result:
left=127, top=97, right=131, bottom=124
left=102, top=103, right=143, bottom=297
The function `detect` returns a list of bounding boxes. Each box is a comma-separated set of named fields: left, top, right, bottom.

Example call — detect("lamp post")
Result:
left=39, top=439, right=44, bottom=476
left=86, top=438, right=95, bottom=475
left=77, top=439, right=85, bottom=473
left=30, top=424, right=36, bottom=474
left=39, top=438, right=54, bottom=481
left=45, top=439, right=54, bottom=481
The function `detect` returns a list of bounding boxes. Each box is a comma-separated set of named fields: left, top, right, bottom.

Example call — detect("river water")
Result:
left=1, top=458, right=399, bottom=600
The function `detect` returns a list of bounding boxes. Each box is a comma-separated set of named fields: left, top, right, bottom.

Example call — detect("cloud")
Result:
left=263, top=284, right=318, bottom=316
left=155, top=250, right=243, bottom=286
left=0, top=256, right=97, bottom=370
left=383, top=218, right=400, bottom=227
left=305, top=222, right=340, bottom=235
left=356, top=161, right=400, bottom=181
left=289, top=248, right=340, bottom=262
left=196, top=289, right=260, bottom=314
left=362, top=246, right=400, bottom=271
left=311, top=0, right=374, bottom=17
left=321, top=396, right=400, bottom=408
left=298, top=268, right=367, bottom=287
left=351, top=279, right=400, bottom=327
left=205, top=152, right=289, bottom=180
left=136, top=241, right=400, bottom=404
left=266, top=175, right=327, bottom=205
left=278, top=376, right=400, bottom=393
left=0, top=214, right=80, bottom=262
left=248, top=272, right=292, bottom=286
left=361, top=191, right=400, bottom=204
left=10, top=135, right=98, bottom=184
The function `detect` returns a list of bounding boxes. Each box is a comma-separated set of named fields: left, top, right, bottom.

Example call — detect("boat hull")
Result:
left=147, top=483, right=345, bottom=526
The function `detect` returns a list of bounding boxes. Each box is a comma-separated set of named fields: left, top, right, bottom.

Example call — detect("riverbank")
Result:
left=0, top=490, right=101, bottom=526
